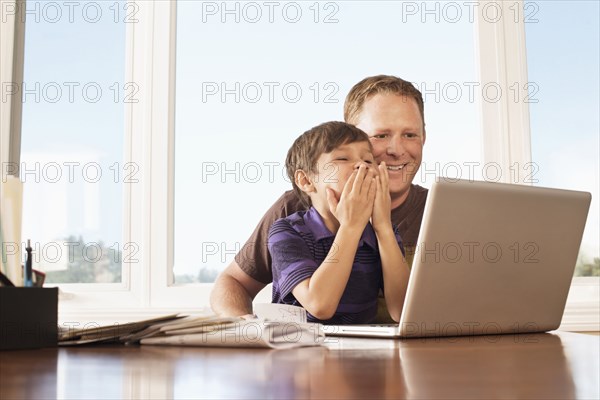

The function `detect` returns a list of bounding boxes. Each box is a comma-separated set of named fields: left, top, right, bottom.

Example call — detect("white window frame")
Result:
left=1, top=0, right=24, bottom=173
left=2, top=0, right=597, bottom=329
left=475, top=0, right=599, bottom=331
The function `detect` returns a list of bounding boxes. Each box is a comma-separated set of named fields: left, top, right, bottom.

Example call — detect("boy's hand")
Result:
left=372, top=162, right=393, bottom=233
left=326, top=164, right=376, bottom=230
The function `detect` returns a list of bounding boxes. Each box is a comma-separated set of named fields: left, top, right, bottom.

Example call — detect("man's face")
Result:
left=355, top=93, right=425, bottom=204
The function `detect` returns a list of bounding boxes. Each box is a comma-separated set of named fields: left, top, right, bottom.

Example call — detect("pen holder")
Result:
left=0, top=287, right=58, bottom=350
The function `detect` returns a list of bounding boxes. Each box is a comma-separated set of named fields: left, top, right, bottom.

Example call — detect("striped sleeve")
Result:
left=268, top=218, right=318, bottom=302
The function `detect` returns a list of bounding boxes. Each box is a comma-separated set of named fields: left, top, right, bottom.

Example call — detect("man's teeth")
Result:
left=387, top=164, right=405, bottom=171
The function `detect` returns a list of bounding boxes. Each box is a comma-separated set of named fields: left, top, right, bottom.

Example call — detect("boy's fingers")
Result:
left=343, top=170, right=358, bottom=197
left=364, top=177, right=377, bottom=209
left=368, top=177, right=377, bottom=204
left=379, top=162, right=389, bottom=193
left=360, top=165, right=375, bottom=195
left=368, top=174, right=376, bottom=196
left=374, top=176, right=381, bottom=199
left=379, top=162, right=387, bottom=180
left=359, top=171, right=373, bottom=197
left=367, top=168, right=378, bottom=194
left=353, top=164, right=368, bottom=194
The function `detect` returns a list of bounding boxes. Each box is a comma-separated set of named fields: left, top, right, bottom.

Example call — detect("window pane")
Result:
left=525, top=1, right=599, bottom=276
left=20, top=1, right=126, bottom=283
left=174, top=1, right=480, bottom=283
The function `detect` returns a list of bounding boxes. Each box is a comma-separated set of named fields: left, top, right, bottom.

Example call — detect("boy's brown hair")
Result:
left=344, top=75, right=425, bottom=127
left=286, top=121, right=371, bottom=207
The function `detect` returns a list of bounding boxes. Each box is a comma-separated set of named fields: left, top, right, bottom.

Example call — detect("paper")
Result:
left=58, top=314, right=183, bottom=345
left=141, top=320, right=324, bottom=349
left=158, top=315, right=242, bottom=333
left=254, top=303, right=307, bottom=323
left=141, top=308, right=323, bottom=349
left=58, top=306, right=325, bottom=349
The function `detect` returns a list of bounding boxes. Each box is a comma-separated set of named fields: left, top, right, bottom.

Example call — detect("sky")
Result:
left=16, top=1, right=599, bottom=278
left=173, top=0, right=479, bottom=278
left=525, top=0, right=600, bottom=262
left=20, top=0, right=125, bottom=271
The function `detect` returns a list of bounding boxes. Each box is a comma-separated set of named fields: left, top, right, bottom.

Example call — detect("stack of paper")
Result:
left=140, top=318, right=324, bottom=349
left=58, top=305, right=325, bottom=348
left=58, top=314, right=184, bottom=345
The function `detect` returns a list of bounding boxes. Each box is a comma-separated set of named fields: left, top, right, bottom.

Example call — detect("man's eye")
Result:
left=404, top=133, right=418, bottom=139
left=372, top=134, right=388, bottom=139
left=364, top=160, right=373, bottom=164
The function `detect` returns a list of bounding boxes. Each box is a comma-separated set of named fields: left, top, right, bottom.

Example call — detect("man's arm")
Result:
left=209, top=191, right=305, bottom=317
left=210, top=260, right=266, bottom=317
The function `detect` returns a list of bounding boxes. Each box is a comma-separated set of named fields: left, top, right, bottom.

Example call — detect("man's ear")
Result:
left=295, top=170, right=315, bottom=194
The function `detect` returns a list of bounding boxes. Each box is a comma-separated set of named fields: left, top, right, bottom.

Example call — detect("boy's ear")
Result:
left=295, top=170, right=315, bottom=194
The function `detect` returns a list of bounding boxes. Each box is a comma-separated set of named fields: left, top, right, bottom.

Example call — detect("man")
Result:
left=210, top=75, right=428, bottom=319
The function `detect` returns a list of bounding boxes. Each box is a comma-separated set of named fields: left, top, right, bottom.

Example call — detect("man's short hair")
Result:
left=344, top=75, right=425, bottom=127
left=286, top=121, right=371, bottom=207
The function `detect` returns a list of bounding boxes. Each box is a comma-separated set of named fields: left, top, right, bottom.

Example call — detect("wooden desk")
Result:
left=1, top=331, right=598, bottom=399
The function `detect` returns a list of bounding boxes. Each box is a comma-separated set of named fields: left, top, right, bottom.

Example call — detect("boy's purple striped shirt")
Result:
left=268, top=207, right=404, bottom=324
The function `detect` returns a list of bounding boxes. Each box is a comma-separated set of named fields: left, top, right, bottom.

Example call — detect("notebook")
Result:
left=323, top=178, right=591, bottom=338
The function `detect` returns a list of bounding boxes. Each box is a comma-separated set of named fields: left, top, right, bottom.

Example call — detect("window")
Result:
left=19, top=0, right=127, bottom=284
left=174, top=0, right=481, bottom=283
left=525, top=0, right=599, bottom=277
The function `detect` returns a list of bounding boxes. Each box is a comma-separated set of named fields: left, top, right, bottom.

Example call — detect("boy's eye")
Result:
left=335, top=158, right=348, bottom=161
left=364, top=160, right=373, bottom=164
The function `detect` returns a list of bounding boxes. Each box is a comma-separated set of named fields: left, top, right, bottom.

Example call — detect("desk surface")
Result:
left=1, top=331, right=598, bottom=399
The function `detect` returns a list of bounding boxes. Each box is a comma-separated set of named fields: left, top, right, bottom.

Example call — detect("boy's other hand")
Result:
left=372, top=162, right=393, bottom=233
left=327, top=164, right=376, bottom=230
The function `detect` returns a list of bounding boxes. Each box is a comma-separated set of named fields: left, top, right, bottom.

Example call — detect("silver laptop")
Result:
left=323, top=178, right=591, bottom=338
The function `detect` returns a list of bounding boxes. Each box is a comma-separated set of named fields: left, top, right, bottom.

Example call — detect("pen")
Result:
left=24, top=239, right=33, bottom=287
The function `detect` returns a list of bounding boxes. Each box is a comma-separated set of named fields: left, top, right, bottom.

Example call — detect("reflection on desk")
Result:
left=1, top=331, right=598, bottom=399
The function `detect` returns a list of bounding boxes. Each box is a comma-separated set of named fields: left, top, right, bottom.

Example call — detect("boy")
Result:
left=268, top=121, right=410, bottom=324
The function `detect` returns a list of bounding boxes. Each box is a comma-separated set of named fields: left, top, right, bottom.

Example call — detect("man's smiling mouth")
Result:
left=386, top=163, right=408, bottom=171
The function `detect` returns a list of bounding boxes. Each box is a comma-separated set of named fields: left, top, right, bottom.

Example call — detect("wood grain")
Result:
left=1, top=331, right=598, bottom=399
